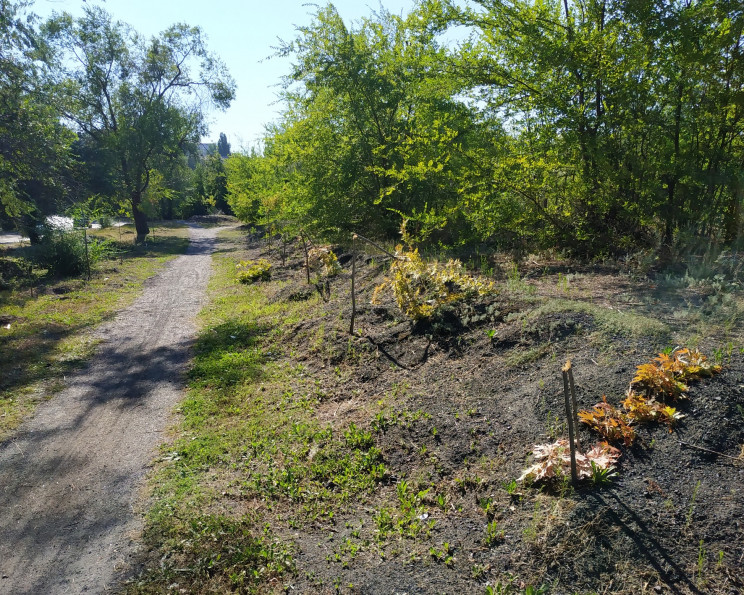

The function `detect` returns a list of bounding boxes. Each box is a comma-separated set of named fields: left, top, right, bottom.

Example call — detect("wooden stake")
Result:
left=349, top=234, right=357, bottom=335
left=567, top=364, right=580, bottom=448
left=299, top=231, right=310, bottom=285
left=562, top=360, right=579, bottom=485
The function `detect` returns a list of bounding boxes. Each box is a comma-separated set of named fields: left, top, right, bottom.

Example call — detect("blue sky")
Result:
left=32, top=0, right=420, bottom=150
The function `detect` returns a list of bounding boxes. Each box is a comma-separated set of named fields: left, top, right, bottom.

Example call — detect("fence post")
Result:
left=562, top=360, right=579, bottom=485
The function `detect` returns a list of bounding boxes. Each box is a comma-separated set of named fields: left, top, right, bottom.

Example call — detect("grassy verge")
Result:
left=0, top=223, right=189, bottom=438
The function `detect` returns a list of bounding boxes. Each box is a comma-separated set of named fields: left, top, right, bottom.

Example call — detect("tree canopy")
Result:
left=228, top=0, right=744, bottom=257
left=0, top=0, right=75, bottom=237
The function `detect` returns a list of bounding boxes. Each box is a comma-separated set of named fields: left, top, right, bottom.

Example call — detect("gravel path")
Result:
left=0, top=225, right=221, bottom=594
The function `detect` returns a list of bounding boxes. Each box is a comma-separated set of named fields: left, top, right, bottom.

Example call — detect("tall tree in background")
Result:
left=44, top=7, right=235, bottom=241
left=217, top=132, right=231, bottom=158
left=258, top=3, right=480, bottom=241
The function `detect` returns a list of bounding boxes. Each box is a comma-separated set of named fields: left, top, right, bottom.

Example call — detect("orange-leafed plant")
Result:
left=621, top=391, right=660, bottom=423
left=578, top=396, right=637, bottom=446
left=622, top=391, right=684, bottom=431
left=632, top=361, right=689, bottom=399
left=631, top=348, right=721, bottom=399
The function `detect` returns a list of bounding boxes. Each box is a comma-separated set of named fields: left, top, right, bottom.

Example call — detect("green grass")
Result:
left=519, top=298, right=669, bottom=340
left=0, top=224, right=189, bottom=438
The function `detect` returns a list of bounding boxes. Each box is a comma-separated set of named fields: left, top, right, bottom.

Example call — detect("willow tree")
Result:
left=44, top=7, right=235, bottom=241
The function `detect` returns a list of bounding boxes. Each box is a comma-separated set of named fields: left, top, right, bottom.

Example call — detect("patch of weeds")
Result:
left=521, top=298, right=668, bottom=340
left=429, top=541, right=455, bottom=565
left=126, top=515, right=293, bottom=593
left=484, top=519, right=504, bottom=546
left=485, top=576, right=549, bottom=594
left=505, top=343, right=551, bottom=367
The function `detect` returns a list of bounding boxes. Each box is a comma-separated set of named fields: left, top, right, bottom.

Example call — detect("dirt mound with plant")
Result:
left=128, top=229, right=744, bottom=594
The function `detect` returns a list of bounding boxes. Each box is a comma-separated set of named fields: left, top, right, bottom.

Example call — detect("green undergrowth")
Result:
left=0, top=225, right=189, bottom=438
left=518, top=298, right=669, bottom=340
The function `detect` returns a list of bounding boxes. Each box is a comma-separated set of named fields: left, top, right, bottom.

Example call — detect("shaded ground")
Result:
left=129, top=229, right=743, bottom=594
left=0, top=225, right=222, bottom=594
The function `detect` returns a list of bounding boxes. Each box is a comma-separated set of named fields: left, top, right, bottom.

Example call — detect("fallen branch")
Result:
left=678, top=440, right=742, bottom=462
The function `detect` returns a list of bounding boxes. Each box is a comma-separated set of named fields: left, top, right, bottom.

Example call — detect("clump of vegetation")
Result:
left=632, top=348, right=722, bottom=398
left=33, top=226, right=112, bottom=277
left=236, top=259, right=272, bottom=283
left=307, top=246, right=341, bottom=277
left=372, top=245, right=496, bottom=320
left=0, top=256, right=33, bottom=289
left=578, top=348, right=720, bottom=447
left=518, top=439, right=620, bottom=484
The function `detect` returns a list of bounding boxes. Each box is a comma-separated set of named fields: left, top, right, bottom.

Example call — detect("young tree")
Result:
left=44, top=7, right=235, bottom=241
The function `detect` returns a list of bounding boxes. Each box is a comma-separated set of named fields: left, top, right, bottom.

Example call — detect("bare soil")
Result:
left=0, top=225, right=221, bottom=594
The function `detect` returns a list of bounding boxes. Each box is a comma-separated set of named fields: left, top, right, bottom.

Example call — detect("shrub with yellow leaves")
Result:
left=372, top=246, right=496, bottom=321
left=236, top=259, right=272, bottom=284
left=308, top=246, right=341, bottom=278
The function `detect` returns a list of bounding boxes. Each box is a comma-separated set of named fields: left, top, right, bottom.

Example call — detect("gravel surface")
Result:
left=0, top=225, right=220, bottom=594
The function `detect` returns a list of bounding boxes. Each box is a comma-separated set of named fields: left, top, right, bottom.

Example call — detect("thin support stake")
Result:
left=299, top=231, right=310, bottom=285
left=349, top=234, right=357, bottom=335
left=567, top=364, right=580, bottom=449
left=562, top=360, right=578, bottom=485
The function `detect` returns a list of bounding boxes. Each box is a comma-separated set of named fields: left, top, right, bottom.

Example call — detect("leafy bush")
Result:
left=307, top=246, right=341, bottom=277
left=236, top=259, right=272, bottom=284
left=0, top=257, right=33, bottom=289
left=97, top=215, right=113, bottom=229
left=372, top=246, right=496, bottom=320
left=33, top=226, right=111, bottom=277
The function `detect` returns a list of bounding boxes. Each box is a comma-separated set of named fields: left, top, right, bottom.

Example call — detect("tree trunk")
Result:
left=724, top=183, right=742, bottom=244
left=131, top=192, right=150, bottom=243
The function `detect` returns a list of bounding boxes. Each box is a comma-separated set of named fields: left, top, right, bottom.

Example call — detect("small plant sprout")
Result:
left=503, top=479, right=518, bottom=495
left=589, top=460, right=618, bottom=485
left=485, top=520, right=503, bottom=546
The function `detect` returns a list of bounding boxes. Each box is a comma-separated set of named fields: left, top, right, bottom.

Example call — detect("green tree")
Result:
left=45, top=7, right=235, bottom=241
left=0, top=0, right=75, bottom=238
left=446, top=0, right=744, bottom=252
left=261, top=2, right=481, bottom=242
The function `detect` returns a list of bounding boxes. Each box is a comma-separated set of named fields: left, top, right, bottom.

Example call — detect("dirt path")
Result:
left=0, top=225, right=222, bottom=594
